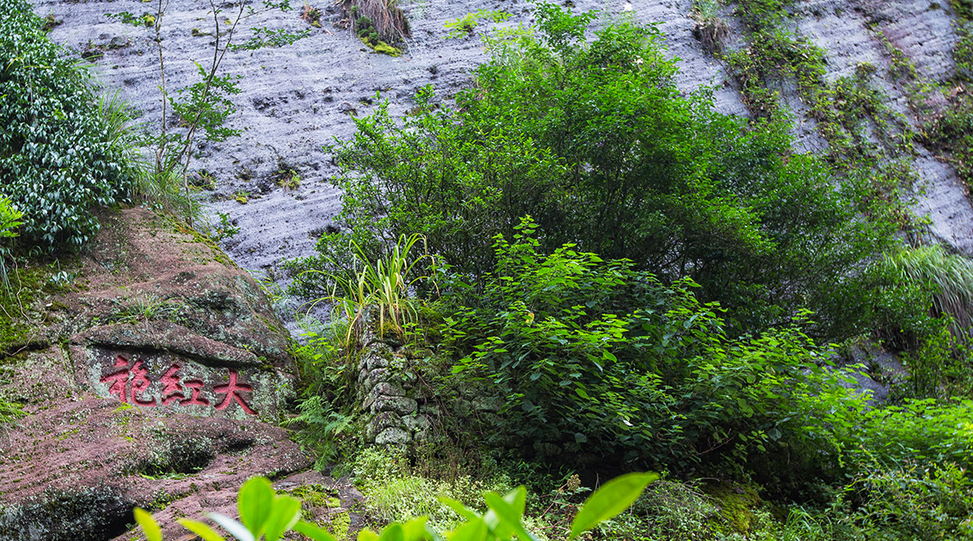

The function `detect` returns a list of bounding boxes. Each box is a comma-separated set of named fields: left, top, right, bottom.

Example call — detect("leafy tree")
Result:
left=311, top=3, right=897, bottom=338
left=0, top=0, right=136, bottom=251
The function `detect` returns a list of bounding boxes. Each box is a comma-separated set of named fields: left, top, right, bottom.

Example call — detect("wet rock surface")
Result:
left=0, top=397, right=311, bottom=541
left=0, top=208, right=334, bottom=541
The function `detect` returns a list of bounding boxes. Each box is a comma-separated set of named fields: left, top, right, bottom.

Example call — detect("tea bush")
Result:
left=0, top=0, right=136, bottom=252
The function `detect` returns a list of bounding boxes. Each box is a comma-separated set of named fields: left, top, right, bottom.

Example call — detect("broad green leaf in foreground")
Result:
left=358, top=529, right=381, bottom=541
left=293, top=520, right=339, bottom=541
left=133, top=508, right=163, bottom=541
left=177, top=517, right=230, bottom=541
left=568, top=472, right=659, bottom=540
left=448, top=516, right=488, bottom=541
left=263, top=494, right=303, bottom=541
left=483, top=491, right=538, bottom=541
left=378, top=523, right=406, bottom=541
left=205, top=513, right=255, bottom=541
left=238, top=477, right=275, bottom=536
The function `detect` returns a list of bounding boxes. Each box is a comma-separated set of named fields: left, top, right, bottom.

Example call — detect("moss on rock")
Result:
left=703, top=481, right=762, bottom=535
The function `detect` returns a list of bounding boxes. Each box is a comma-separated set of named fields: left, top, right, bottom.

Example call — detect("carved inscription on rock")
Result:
left=95, top=354, right=257, bottom=416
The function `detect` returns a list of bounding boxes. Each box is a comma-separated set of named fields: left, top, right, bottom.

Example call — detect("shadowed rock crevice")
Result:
left=0, top=485, right=134, bottom=541
left=128, top=437, right=217, bottom=477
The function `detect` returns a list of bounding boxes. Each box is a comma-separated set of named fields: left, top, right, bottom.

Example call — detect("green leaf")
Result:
left=134, top=508, right=163, bottom=541
left=264, top=495, right=303, bottom=541
left=238, top=477, right=274, bottom=536
left=205, top=513, right=255, bottom=541
left=483, top=491, right=538, bottom=541
left=294, top=521, right=338, bottom=541
left=448, top=517, right=488, bottom=541
left=401, top=517, right=439, bottom=541
left=177, top=518, right=230, bottom=541
left=568, top=472, right=659, bottom=540
left=378, top=523, right=405, bottom=541
left=439, top=497, right=482, bottom=521
left=358, top=529, right=380, bottom=541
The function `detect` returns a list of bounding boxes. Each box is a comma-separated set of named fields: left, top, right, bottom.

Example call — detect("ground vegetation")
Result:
left=287, top=4, right=973, bottom=540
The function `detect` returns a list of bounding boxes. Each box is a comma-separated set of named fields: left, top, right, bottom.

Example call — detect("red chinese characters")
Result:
left=214, top=370, right=255, bottom=415
left=99, top=356, right=255, bottom=415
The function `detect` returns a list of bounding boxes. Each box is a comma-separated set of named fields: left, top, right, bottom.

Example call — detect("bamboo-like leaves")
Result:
left=327, top=233, right=436, bottom=346
left=883, top=244, right=973, bottom=341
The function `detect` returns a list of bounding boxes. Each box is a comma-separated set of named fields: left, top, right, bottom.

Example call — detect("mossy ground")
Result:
left=285, top=484, right=352, bottom=539
left=703, top=482, right=762, bottom=535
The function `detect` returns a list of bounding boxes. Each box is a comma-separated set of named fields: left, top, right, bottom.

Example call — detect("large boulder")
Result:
left=55, top=207, right=296, bottom=421
left=0, top=207, right=321, bottom=541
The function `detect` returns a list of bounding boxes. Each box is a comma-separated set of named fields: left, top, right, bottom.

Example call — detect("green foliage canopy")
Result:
left=313, top=3, right=897, bottom=337
left=0, top=0, right=135, bottom=251
left=441, top=219, right=855, bottom=477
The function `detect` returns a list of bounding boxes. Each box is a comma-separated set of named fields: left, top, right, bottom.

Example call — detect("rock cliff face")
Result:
left=31, top=0, right=973, bottom=283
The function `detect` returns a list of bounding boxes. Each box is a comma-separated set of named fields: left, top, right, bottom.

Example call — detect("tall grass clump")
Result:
left=320, top=233, right=436, bottom=345
left=344, top=0, right=410, bottom=45
left=882, top=244, right=973, bottom=342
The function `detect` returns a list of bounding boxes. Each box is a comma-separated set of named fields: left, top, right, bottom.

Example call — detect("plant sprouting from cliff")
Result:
left=344, top=0, right=410, bottom=46
left=321, top=233, right=437, bottom=346
left=690, top=0, right=729, bottom=55
left=444, top=10, right=511, bottom=40
left=106, top=0, right=309, bottom=226
left=883, top=244, right=973, bottom=343
left=146, top=0, right=245, bottom=227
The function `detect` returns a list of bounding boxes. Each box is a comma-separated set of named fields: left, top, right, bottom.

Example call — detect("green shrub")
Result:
left=0, top=0, right=136, bottom=251
left=441, top=218, right=856, bottom=477
left=858, top=398, right=973, bottom=468
left=316, top=3, right=897, bottom=339
left=844, top=462, right=973, bottom=541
